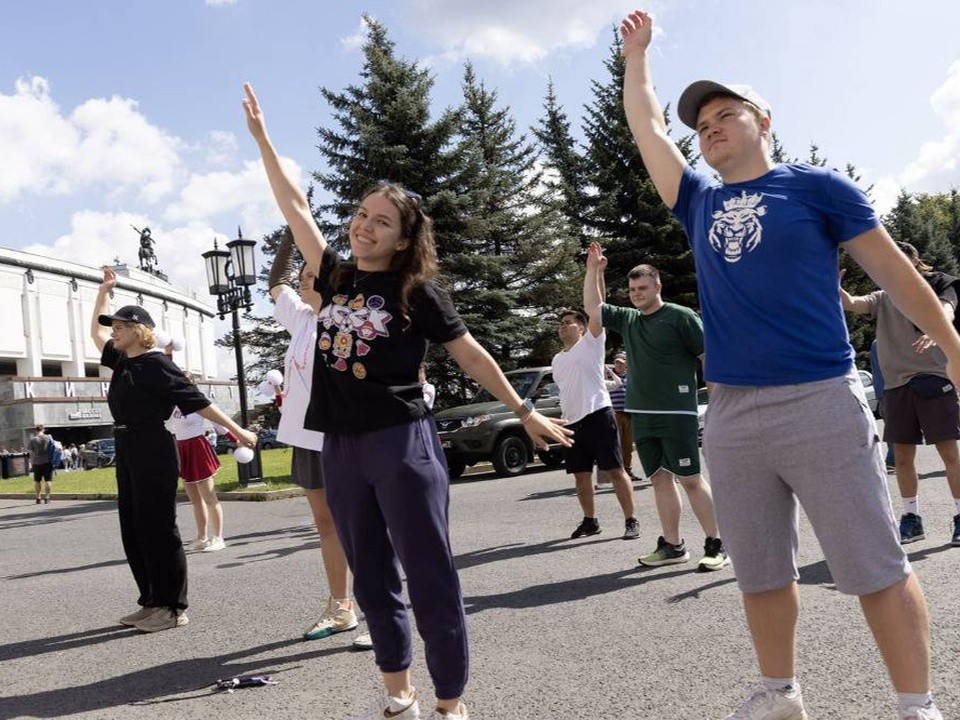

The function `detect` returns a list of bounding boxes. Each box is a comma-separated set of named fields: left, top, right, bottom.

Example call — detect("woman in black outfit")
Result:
left=90, top=267, right=256, bottom=633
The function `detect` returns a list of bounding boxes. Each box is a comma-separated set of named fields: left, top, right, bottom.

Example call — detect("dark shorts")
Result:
left=32, top=462, right=53, bottom=482
left=633, top=414, right=701, bottom=477
left=563, top=407, right=623, bottom=475
left=290, top=446, right=325, bottom=490
left=883, top=383, right=960, bottom=445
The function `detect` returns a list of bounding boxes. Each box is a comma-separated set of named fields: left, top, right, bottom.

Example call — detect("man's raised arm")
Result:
left=621, top=10, right=688, bottom=209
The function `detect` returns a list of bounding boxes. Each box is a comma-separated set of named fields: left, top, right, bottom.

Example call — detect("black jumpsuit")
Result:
left=101, top=341, right=211, bottom=611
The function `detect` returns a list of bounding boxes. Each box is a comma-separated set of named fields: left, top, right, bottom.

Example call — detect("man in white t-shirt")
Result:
left=552, top=309, right=639, bottom=540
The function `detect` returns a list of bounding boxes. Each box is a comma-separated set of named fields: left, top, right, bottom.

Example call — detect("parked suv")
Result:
left=82, top=438, right=116, bottom=469
left=434, top=367, right=564, bottom=478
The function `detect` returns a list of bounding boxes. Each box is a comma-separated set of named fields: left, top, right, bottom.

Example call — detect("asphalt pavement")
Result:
left=1, top=441, right=959, bottom=720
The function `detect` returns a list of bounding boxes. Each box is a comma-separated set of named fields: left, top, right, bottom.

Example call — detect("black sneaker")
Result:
left=35, top=498, right=41, bottom=505
left=951, top=515, right=960, bottom=547
left=570, top=517, right=601, bottom=539
left=899, top=513, right=925, bottom=544
left=697, top=536, right=731, bottom=572
left=638, top=536, right=690, bottom=566
left=622, top=517, right=640, bottom=540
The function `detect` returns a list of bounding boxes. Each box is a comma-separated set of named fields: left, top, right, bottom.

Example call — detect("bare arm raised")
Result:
left=621, top=10, right=688, bottom=209
left=243, top=83, right=326, bottom=273
left=90, top=268, right=116, bottom=353
left=583, top=242, right=606, bottom=336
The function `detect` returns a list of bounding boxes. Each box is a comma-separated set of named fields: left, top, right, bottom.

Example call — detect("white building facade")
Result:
left=0, top=246, right=243, bottom=452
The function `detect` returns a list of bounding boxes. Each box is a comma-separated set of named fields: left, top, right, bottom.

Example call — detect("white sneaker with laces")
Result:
left=188, top=537, right=209, bottom=551
left=202, top=536, right=226, bottom=552
left=724, top=685, right=808, bottom=719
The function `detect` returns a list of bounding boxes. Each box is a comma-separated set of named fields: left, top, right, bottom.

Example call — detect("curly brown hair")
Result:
left=335, top=181, right=439, bottom=328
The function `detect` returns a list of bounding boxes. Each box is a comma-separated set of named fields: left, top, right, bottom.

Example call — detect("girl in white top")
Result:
left=270, top=229, right=367, bottom=646
left=157, top=334, right=227, bottom=552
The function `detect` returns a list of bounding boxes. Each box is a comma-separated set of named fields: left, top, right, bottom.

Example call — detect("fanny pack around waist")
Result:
left=907, top=374, right=955, bottom=399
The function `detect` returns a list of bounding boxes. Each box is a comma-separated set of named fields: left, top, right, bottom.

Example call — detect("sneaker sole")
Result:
left=136, top=616, right=189, bottom=633
left=622, top=533, right=641, bottom=540
left=697, top=557, right=731, bottom=572
left=571, top=529, right=602, bottom=539
left=900, top=534, right=926, bottom=545
left=303, top=619, right=360, bottom=641
left=638, top=553, right=690, bottom=567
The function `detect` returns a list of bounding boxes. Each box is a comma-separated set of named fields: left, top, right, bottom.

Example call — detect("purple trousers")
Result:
left=322, top=415, right=469, bottom=700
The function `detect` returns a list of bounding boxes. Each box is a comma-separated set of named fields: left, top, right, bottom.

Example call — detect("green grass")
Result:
left=0, top=447, right=299, bottom=495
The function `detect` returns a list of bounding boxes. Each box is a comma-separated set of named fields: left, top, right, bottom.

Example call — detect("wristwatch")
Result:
left=516, top=398, right=535, bottom=420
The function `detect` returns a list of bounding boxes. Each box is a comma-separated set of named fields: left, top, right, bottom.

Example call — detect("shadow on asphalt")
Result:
left=455, top=534, right=621, bottom=571
left=4, top=558, right=128, bottom=581
left=918, top=470, right=946, bottom=480
left=212, top=524, right=320, bottom=569
left=462, top=563, right=691, bottom=614
left=0, top=500, right=116, bottom=531
left=449, top=464, right=557, bottom=485
left=517, top=483, right=650, bottom=502
left=0, top=636, right=352, bottom=719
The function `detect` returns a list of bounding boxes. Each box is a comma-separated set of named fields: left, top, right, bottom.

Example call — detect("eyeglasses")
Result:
left=377, top=180, right=423, bottom=209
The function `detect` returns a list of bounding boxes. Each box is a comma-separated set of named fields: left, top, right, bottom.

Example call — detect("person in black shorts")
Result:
left=27, top=425, right=53, bottom=504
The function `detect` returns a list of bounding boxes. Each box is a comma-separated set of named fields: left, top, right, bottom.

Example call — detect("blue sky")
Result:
left=3, top=0, right=960, bottom=299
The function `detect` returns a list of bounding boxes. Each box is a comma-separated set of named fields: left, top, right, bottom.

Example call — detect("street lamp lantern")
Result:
left=227, top=227, right=258, bottom=287
left=201, top=241, right=231, bottom=296
left=201, top=228, right=263, bottom=487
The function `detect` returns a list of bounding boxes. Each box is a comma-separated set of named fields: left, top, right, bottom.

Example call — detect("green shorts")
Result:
left=632, top=414, right=700, bottom=477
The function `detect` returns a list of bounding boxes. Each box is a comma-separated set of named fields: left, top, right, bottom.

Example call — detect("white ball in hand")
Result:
left=234, top=445, right=255, bottom=464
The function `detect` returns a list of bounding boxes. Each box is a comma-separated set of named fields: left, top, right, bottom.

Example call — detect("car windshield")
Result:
left=472, top=371, right=538, bottom=404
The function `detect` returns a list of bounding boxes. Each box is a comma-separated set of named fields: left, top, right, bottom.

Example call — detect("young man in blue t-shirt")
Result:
left=620, top=10, right=959, bottom=720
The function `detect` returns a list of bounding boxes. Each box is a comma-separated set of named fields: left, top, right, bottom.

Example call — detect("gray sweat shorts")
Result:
left=290, top=445, right=325, bottom=490
left=702, top=369, right=910, bottom=596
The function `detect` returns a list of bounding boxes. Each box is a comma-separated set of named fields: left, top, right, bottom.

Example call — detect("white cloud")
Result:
left=408, top=0, right=639, bottom=65
left=341, top=17, right=371, bottom=51
left=0, top=76, right=184, bottom=203
left=871, top=58, right=960, bottom=213
left=205, top=0, right=238, bottom=6
left=162, top=157, right=295, bottom=233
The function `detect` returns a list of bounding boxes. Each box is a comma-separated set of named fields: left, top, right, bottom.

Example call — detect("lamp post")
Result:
left=201, top=227, right=263, bottom=487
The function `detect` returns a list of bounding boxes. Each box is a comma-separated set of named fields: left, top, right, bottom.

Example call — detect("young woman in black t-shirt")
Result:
left=90, top=268, right=257, bottom=633
left=244, top=83, right=571, bottom=720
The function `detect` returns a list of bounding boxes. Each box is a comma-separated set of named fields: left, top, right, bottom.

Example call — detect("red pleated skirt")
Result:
left=177, top=436, right=221, bottom=482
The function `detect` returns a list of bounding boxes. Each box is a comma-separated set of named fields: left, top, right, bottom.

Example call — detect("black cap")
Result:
left=98, top=305, right=156, bottom=328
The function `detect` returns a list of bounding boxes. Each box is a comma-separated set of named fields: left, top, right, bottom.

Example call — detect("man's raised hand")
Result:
left=620, top=10, right=654, bottom=57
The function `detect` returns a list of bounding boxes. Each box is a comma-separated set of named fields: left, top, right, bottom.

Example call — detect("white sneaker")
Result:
left=303, top=597, right=359, bottom=640
left=349, top=690, right=419, bottom=720
left=902, top=703, right=943, bottom=720
left=725, top=685, right=808, bottom=719
left=352, top=632, right=374, bottom=650
left=202, top=537, right=226, bottom=552
left=188, top=538, right=209, bottom=551
left=432, top=705, right=469, bottom=719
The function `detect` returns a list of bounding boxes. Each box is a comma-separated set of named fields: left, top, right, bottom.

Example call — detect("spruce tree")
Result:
left=570, top=29, right=697, bottom=311
left=445, top=64, right=579, bottom=375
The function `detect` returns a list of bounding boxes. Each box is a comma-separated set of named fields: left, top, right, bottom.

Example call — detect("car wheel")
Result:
left=536, top=449, right=565, bottom=469
left=492, top=434, right=530, bottom=477
left=446, top=460, right=467, bottom=479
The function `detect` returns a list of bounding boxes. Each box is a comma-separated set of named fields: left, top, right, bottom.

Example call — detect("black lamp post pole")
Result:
left=229, top=297, right=263, bottom=487
left=203, top=230, right=263, bottom=489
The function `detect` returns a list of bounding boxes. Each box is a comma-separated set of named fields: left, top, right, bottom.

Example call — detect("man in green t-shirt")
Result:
left=584, top=241, right=728, bottom=571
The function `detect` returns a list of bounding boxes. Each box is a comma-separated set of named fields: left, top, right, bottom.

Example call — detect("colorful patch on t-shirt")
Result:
left=318, top=293, right=393, bottom=375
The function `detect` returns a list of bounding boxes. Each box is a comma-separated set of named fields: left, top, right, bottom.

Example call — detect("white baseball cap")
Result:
left=677, top=80, right=772, bottom=130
